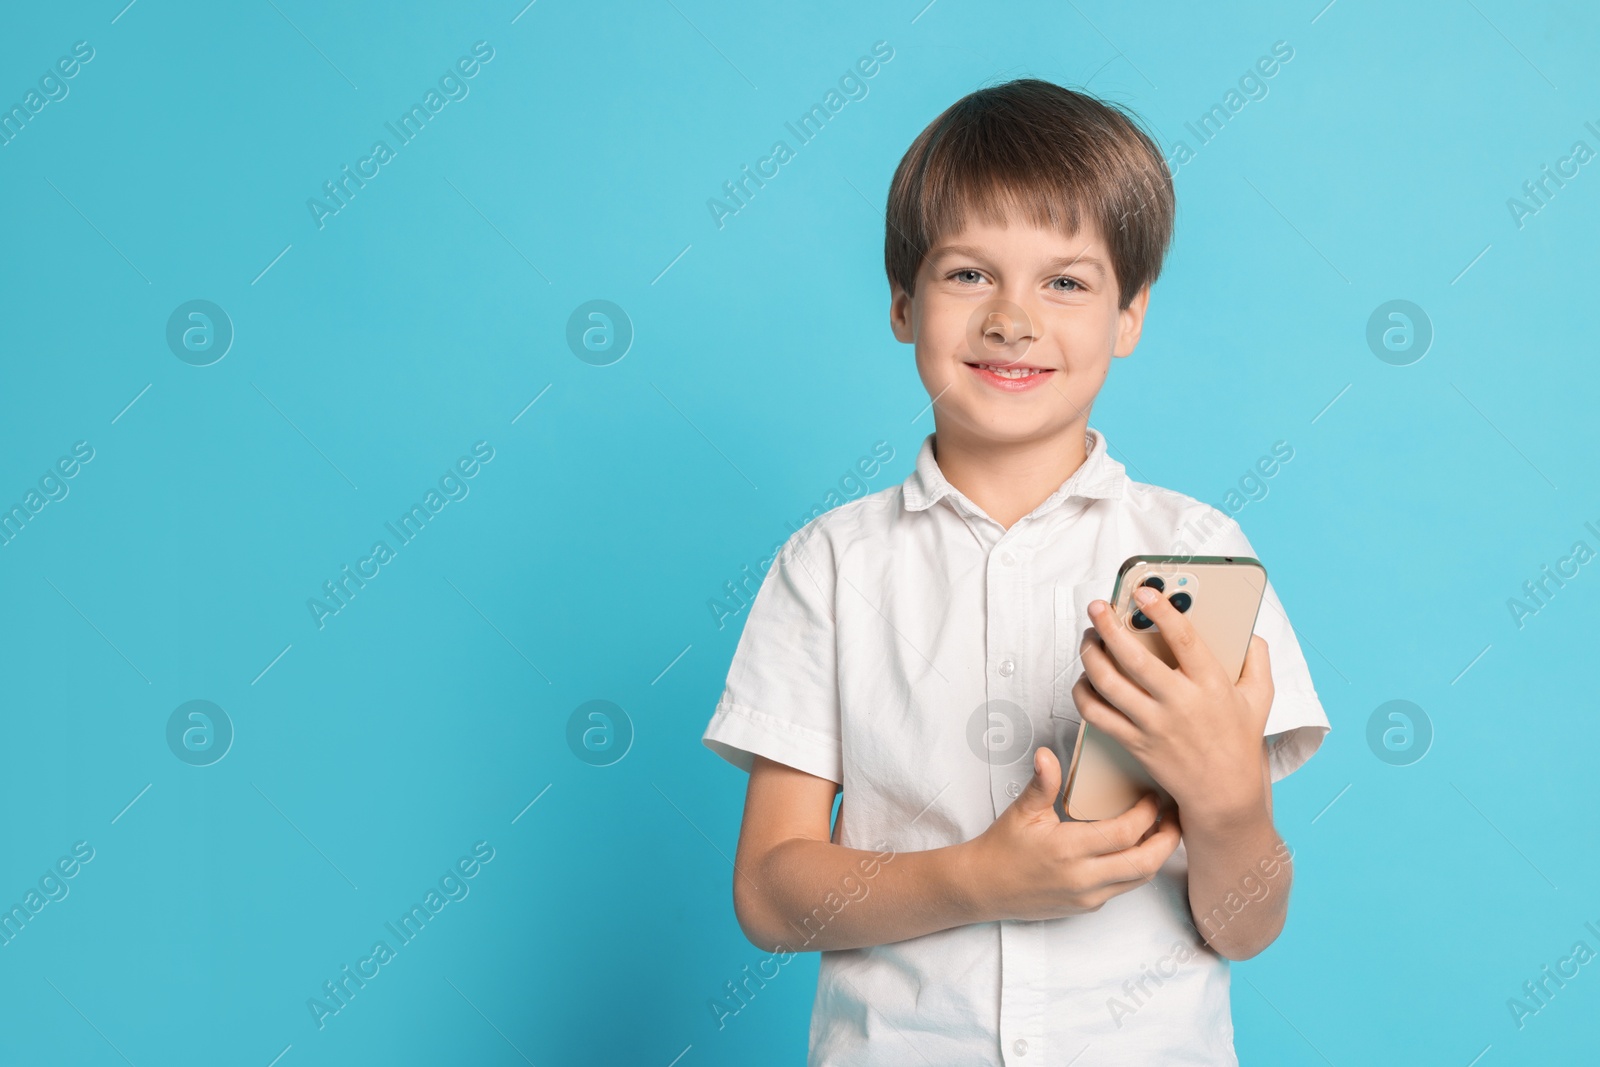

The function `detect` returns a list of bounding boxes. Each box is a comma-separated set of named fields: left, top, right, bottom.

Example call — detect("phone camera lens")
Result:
left=1169, top=592, right=1192, bottom=613
left=1130, top=610, right=1153, bottom=630
left=1141, top=576, right=1165, bottom=592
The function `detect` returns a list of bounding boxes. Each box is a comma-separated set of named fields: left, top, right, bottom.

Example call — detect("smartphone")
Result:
left=1058, top=554, right=1267, bottom=821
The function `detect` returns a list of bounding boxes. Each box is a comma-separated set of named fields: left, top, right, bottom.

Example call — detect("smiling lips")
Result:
left=965, top=361, right=1055, bottom=392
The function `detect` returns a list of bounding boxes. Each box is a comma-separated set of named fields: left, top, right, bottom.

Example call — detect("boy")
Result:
left=702, top=78, right=1329, bottom=1065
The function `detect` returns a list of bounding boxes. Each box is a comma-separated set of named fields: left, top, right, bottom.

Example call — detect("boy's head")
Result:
left=885, top=79, right=1174, bottom=449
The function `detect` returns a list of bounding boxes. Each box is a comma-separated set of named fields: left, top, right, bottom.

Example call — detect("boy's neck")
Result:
left=931, top=421, right=1091, bottom=531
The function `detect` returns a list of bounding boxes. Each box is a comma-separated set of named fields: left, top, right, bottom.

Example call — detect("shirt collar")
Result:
left=901, top=426, right=1127, bottom=518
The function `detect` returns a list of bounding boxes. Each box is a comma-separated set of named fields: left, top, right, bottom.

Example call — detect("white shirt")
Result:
left=703, top=427, right=1330, bottom=1066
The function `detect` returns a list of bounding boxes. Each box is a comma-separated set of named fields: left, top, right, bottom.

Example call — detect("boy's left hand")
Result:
left=1073, top=585, right=1274, bottom=825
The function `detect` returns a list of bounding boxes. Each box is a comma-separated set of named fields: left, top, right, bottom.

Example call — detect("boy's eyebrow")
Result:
left=1045, top=254, right=1108, bottom=278
left=930, top=244, right=1108, bottom=279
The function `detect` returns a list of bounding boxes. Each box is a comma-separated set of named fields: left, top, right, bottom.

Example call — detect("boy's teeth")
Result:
left=979, top=364, right=1043, bottom=378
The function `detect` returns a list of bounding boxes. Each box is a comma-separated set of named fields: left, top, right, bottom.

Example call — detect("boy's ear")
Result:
left=889, top=284, right=915, bottom=344
left=1113, top=284, right=1151, bottom=359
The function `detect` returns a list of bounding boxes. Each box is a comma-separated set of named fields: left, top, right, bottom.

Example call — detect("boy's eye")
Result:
left=1051, top=276, right=1084, bottom=292
left=950, top=269, right=987, bottom=285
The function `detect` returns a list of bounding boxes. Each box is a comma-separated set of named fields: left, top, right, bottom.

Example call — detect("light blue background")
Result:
left=2, top=1, right=1597, bottom=1064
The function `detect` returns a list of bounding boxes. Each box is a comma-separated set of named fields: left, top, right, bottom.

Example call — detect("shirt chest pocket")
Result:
left=1051, top=572, right=1121, bottom=724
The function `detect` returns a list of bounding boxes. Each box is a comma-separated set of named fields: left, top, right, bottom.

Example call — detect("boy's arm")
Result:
left=1178, top=745, right=1293, bottom=960
left=731, top=757, right=973, bottom=952
left=732, top=749, right=1182, bottom=954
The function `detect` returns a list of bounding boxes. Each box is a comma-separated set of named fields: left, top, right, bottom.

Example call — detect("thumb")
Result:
left=1016, top=745, right=1062, bottom=812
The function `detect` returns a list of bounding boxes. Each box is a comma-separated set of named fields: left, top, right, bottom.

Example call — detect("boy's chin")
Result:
left=945, top=412, right=1085, bottom=445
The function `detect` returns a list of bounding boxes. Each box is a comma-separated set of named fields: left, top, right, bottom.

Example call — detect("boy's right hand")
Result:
left=959, top=745, right=1181, bottom=922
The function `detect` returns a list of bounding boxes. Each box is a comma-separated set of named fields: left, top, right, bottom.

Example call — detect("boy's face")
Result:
left=890, top=213, right=1149, bottom=448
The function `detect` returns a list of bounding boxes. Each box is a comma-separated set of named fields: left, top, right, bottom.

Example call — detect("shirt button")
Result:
left=1000, top=551, right=1016, bottom=566
left=997, top=658, right=1015, bottom=677
left=1013, top=1037, right=1029, bottom=1055
left=1006, top=781, right=1022, bottom=798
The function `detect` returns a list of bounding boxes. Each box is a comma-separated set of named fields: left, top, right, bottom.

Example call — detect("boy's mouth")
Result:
left=964, top=361, right=1055, bottom=391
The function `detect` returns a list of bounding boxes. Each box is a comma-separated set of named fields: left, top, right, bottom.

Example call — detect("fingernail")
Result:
left=1134, top=587, right=1157, bottom=605
left=1088, top=600, right=1105, bottom=617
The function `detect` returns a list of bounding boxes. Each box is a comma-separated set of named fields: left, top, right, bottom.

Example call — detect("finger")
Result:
left=1073, top=792, right=1162, bottom=855
left=1087, top=596, right=1179, bottom=698
left=1015, top=744, right=1063, bottom=815
left=1073, top=675, right=1142, bottom=752
left=1127, top=586, right=1219, bottom=680
left=1237, top=633, right=1275, bottom=707
left=1086, top=810, right=1181, bottom=886
left=1083, top=872, right=1170, bottom=908
left=1079, top=631, right=1157, bottom=724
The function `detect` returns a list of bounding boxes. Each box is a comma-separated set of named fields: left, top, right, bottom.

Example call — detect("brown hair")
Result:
left=884, top=78, right=1173, bottom=310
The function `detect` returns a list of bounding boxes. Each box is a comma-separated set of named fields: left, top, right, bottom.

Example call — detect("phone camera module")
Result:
left=1130, top=609, right=1154, bottom=630
left=1169, top=592, right=1192, bottom=613
left=1140, top=576, right=1165, bottom=592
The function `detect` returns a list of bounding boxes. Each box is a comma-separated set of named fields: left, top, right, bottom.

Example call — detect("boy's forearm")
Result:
left=1182, top=802, right=1292, bottom=960
left=736, top=836, right=984, bottom=953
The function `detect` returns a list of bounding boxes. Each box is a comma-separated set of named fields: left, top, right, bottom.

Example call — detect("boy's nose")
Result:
left=971, top=298, right=1040, bottom=361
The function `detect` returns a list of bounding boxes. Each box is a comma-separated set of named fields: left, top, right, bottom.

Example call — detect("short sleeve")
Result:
left=1193, top=508, right=1331, bottom=782
left=702, top=527, right=843, bottom=784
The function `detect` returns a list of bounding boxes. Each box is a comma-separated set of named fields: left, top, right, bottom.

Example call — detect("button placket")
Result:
left=986, top=538, right=1031, bottom=815
left=998, top=920, right=1046, bottom=1067
left=995, top=534, right=1048, bottom=1067
left=986, top=537, right=1036, bottom=811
